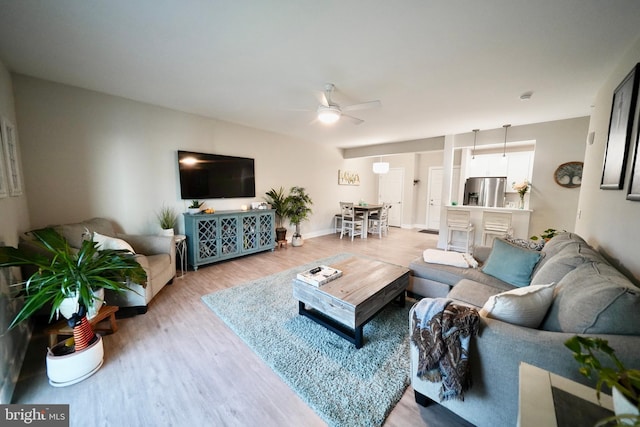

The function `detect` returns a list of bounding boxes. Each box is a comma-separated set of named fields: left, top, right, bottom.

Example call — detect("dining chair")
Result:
left=446, top=209, right=475, bottom=254
left=368, top=203, right=390, bottom=238
left=339, top=202, right=363, bottom=240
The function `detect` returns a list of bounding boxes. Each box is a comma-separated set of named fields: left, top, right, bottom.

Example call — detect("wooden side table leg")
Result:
left=49, top=334, right=57, bottom=348
left=109, top=312, right=118, bottom=333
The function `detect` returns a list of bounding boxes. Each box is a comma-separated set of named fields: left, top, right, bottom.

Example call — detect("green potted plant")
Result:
left=0, top=228, right=147, bottom=386
left=530, top=228, right=565, bottom=242
left=565, top=336, right=640, bottom=425
left=157, top=205, right=178, bottom=235
left=285, top=186, right=313, bottom=247
left=264, top=187, right=291, bottom=242
left=188, top=200, right=203, bottom=215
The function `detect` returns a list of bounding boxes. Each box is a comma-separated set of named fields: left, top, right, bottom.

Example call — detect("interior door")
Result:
left=378, top=168, right=404, bottom=227
left=427, top=168, right=443, bottom=230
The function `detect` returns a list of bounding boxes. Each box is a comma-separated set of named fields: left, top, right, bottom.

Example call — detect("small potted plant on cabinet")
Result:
left=264, top=187, right=291, bottom=243
left=286, top=186, right=313, bottom=247
left=0, top=228, right=146, bottom=386
left=188, top=200, right=203, bottom=215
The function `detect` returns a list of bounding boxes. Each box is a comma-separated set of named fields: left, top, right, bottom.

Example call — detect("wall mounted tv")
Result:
left=178, top=150, right=256, bottom=199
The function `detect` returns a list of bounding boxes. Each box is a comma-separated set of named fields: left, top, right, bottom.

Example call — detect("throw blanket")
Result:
left=423, top=249, right=478, bottom=269
left=411, top=298, right=480, bottom=401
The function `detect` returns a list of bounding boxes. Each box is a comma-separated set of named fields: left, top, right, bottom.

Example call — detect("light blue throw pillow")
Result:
left=482, top=238, right=543, bottom=287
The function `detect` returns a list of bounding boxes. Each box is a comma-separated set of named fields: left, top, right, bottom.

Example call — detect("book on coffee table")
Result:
left=296, top=265, right=343, bottom=287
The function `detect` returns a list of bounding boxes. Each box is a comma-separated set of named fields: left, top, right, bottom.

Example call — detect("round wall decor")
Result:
left=554, top=161, right=583, bottom=188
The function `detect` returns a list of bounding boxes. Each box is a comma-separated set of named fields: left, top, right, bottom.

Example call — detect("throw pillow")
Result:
left=505, top=235, right=544, bottom=251
left=481, top=238, right=543, bottom=287
left=93, top=232, right=135, bottom=253
left=479, top=283, right=556, bottom=328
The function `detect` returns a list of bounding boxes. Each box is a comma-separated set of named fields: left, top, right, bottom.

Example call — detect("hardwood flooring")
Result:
left=12, top=228, right=473, bottom=427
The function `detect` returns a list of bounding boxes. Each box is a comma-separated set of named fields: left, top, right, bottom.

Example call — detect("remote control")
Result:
left=309, top=267, right=321, bottom=274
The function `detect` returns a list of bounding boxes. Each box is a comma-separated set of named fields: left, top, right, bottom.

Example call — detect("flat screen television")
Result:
left=177, top=150, right=255, bottom=199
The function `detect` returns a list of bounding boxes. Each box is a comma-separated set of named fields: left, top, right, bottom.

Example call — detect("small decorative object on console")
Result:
left=296, top=265, right=342, bottom=287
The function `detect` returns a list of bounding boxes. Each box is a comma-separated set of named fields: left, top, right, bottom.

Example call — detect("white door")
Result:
left=427, top=168, right=443, bottom=230
left=379, top=168, right=404, bottom=227
left=426, top=167, right=461, bottom=231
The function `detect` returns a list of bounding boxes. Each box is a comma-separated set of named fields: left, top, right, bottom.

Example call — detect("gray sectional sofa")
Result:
left=408, top=232, right=640, bottom=427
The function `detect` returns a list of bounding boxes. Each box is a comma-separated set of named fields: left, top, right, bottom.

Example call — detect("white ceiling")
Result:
left=1, top=1, right=640, bottom=149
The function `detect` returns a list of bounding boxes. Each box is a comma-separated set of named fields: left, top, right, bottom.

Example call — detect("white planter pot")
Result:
left=187, top=208, right=200, bottom=215
left=160, top=228, right=175, bottom=236
left=291, top=235, right=304, bottom=247
left=613, top=387, right=639, bottom=425
left=58, top=288, right=105, bottom=320
left=46, top=334, right=104, bottom=387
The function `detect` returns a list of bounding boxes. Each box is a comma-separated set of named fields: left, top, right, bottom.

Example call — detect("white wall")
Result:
left=0, top=59, right=31, bottom=404
left=12, top=75, right=377, bottom=238
left=576, top=36, right=640, bottom=283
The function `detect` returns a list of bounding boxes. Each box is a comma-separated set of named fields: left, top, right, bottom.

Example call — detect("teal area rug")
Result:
left=201, top=253, right=412, bottom=427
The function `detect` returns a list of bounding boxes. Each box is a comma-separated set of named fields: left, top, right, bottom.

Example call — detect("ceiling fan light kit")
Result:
left=314, top=83, right=380, bottom=125
left=317, top=105, right=341, bottom=124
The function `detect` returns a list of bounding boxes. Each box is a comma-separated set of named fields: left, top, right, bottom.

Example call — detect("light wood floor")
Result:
left=13, top=228, right=473, bottom=427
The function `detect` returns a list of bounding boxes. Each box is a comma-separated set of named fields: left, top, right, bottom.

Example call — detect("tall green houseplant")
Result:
left=286, top=186, right=313, bottom=246
left=264, top=187, right=291, bottom=242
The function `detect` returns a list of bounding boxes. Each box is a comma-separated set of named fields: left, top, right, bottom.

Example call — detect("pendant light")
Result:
left=372, top=157, right=389, bottom=174
left=502, top=124, right=511, bottom=157
left=472, top=129, right=479, bottom=159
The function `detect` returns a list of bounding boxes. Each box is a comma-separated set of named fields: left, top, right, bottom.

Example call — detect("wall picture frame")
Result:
left=338, top=170, right=360, bottom=186
left=600, top=63, right=640, bottom=190
left=627, top=124, right=640, bottom=201
left=2, top=117, right=23, bottom=197
left=0, top=120, right=8, bottom=198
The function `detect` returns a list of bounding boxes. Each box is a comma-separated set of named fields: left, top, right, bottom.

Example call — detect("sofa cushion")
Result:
left=479, top=283, right=555, bottom=328
left=55, top=217, right=116, bottom=248
left=410, top=257, right=513, bottom=289
left=482, top=238, right=543, bottom=287
left=530, top=242, right=602, bottom=286
left=534, top=232, right=587, bottom=272
left=447, top=279, right=515, bottom=308
left=541, top=262, right=640, bottom=334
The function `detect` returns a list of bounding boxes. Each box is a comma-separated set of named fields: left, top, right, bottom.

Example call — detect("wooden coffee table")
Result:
left=292, top=256, right=410, bottom=348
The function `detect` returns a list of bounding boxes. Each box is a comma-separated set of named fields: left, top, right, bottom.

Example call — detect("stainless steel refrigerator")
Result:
left=463, top=177, right=506, bottom=207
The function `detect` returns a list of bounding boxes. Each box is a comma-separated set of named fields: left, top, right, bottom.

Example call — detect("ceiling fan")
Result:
left=314, top=83, right=381, bottom=125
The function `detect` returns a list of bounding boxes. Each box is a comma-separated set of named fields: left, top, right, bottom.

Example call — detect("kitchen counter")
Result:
left=446, top=204, right=532, bottom=247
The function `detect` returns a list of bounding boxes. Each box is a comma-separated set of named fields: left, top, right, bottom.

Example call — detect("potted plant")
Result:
left=286, top=186, right=313, bottom=247
left=157, top=205, right=178, bottom=235
left=0, top=228, right=147, bottom=386
left=188, top=200, right=203, bottom=215
left=565, top=336, right=640, bottom=425
left=530, top=228, right=565, bottom=242
left=264, top=187, right=291, bottom=242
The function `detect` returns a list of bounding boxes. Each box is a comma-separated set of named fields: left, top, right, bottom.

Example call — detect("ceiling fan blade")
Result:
left=342, top=100, right=381, bottom=112
left=342, top=114, right=364, bottom=125
left=314, top=90, right=329, bottom=107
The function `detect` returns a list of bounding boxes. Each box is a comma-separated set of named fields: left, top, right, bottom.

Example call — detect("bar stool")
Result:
left=446, top=209, right=475, bottom=254
left=481, top=210, right=512, bottom=246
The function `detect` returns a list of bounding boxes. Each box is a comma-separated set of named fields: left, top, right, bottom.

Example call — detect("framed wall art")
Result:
left=600, top=63, right=639, bottom=190
left=2, top=117, right=23, bottom=197
left=0, top=121, right=8, bottom=198
left=554, top=162, right=583, bottom=188
left=338, top=170, right=360, bottom=186
left=627, top=128, right=640, bottom=201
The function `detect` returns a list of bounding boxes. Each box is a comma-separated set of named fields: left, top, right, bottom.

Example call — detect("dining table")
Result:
left=353, top=204, right=383, bottom=239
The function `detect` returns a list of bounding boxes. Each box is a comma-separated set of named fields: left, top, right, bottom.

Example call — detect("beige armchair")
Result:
left=20, top=217, right=176, bottom=315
